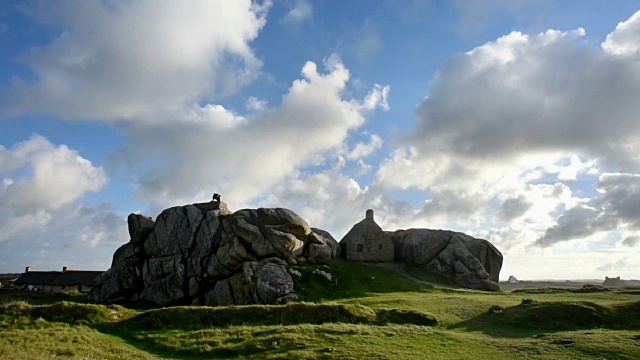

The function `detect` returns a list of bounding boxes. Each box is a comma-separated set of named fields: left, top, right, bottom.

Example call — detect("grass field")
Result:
left=2, top=259, right=640, bottom=359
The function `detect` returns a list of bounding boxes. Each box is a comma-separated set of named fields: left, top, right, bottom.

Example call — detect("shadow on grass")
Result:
left=92, top=302, right=437, bottom=359
left=293, top=259, right=435, bottom=301
left=450, top=299, right=640, bottom=338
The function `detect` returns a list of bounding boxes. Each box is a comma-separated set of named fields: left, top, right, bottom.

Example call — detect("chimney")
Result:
left=25, top=266, right=32, bottom=273
left=366, top=209, right=374, bottom=220
left=63, top=266, right=70, bottom=272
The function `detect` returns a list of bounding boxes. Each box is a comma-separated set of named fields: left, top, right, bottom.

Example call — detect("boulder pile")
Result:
left=89, top=202, right=339, bottom=306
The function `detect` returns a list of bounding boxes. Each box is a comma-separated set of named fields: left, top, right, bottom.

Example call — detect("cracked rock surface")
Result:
left=389, top=229, right=503, bottom=291
left=89, top=202, right=340, bottom=307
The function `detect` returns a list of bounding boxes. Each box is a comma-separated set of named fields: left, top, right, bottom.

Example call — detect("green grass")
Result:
left=293, top=259, right=432, bottom=301
left=2, top=260, right=640, bottom=359
left=404, top=264, right=463, bottom=288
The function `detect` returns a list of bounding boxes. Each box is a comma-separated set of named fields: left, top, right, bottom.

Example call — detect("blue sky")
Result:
left=1, top=0, right=640, bottom=280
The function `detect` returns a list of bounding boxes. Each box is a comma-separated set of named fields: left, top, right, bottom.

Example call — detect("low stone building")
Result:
left=14, top=266, right=103, bottom=293
left=339, top=209, right=394, bottom=262
left=602, top=276, right=626, bottom=289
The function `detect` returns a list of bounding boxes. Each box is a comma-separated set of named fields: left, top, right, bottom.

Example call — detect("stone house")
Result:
left=14, top=266, right=103, bottom=293
left=339, top=209, right=394, bottom=262
left=602, top=276, right=626, bottom=289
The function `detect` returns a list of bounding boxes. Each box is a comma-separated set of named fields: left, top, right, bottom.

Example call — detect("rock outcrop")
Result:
left=390, top=229, right=502, bottom=291
left=89, top=202, right=340, bottom=307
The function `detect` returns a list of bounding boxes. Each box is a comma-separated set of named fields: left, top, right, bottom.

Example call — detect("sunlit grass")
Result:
left=2, top=261, right=640, bottom=359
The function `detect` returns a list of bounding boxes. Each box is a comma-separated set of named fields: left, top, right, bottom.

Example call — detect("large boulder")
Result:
left=90, top=202, right=339, bottom=307
left=204, top=257, right=296, bottom=306
left=307, top=228, right=341, bottom=264
left=390, top=229, right=502, bottom=291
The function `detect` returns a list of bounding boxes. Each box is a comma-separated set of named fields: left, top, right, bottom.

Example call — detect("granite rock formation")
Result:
left=89, top=202, right=340, bottom=306
left=390, top=229, right=502, bottom=291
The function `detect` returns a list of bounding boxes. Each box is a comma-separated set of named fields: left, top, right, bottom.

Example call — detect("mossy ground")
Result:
left=2, top=260, right=640, bottom=359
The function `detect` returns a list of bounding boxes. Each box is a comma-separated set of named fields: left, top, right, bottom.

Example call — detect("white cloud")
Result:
left=110, top=56, right=389, bottom=210
left=347, top=134, right=383, bottom=160
left=602, top=10, right=640, bottom=56
left=0, top=135, right=107, bottom=244
left=0, top=202, right=129, bottom=272
left=378, top=10, right=640, bottom=259
left=245, top=96, right=268, bottom=111
left=7, top=0, right=270, bottom=121
left=262, top=163, right=417, bottom=239
left=282, top=0, right=312, bottom=25
left=409, top=23, right=640, bottom=171
left=362, top=84, right=390, bottom=111
left=356, top=159, right=372, bottom=176
left=0, top=135, right=107, bottom=215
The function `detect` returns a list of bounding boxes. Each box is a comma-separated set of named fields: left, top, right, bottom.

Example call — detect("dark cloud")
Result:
left=622, top=236, right=640, bottom=247
left=535, top=205, right=617, bottom=247
left=536, top=173, right=640, bottom=246
left=497, top=195, right=532, bottom=221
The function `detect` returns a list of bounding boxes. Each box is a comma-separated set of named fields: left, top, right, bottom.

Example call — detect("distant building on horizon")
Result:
left=602, top=276, right=626, bottom=289
left=507, top=275, right=519, bottom=284
left=14, top=266, right=103, bottom=293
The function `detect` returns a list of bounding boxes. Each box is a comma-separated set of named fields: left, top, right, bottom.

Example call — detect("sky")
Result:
left=1, top=0, right=639, bottom=280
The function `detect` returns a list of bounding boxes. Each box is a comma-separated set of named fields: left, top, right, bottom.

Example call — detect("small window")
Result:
left=357, top=244, right=363, bottom=252
left=379, top=244, right=382, bottom=250
left=61, top=285, right=66, bottom=290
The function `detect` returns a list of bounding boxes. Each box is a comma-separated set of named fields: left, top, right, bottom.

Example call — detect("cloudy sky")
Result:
left=1, top=0, right=639, bottom=280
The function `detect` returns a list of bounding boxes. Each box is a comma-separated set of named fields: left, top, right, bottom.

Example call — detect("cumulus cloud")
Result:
left=602, top=10, right=640, bottom=56
left=375, top=10, right=640, bottom=253
left=6, top=0, right=270, bottom=120
left=0, top=135, right=107, bottom=243
left=0, top=135, right=106, bottom=215
left=4, top=1, right=393, bottom=212
left=262, top=162, right=417, bottom=239
left=110, top=56, right=389, bottom=210
left=0, top=135, right=124, bottom=271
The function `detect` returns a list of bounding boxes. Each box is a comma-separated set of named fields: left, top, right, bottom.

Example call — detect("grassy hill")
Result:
left=2, top=259, right=640, bottom=359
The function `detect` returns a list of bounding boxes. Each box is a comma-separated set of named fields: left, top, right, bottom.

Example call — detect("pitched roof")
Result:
left=14, top=270, right=103, bottom=286
left=602, top=277, right=625, bottom=287
left=340, top=210, right=390, bottom=245
left=14, top=271, right=59, bottom=285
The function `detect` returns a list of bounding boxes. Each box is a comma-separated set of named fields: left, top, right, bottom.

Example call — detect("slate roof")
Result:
left=14, top=270, right=103, bottom=286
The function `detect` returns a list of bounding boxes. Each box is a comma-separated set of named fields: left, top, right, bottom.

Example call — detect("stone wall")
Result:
left=340, top=210, right=394, bottom=263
